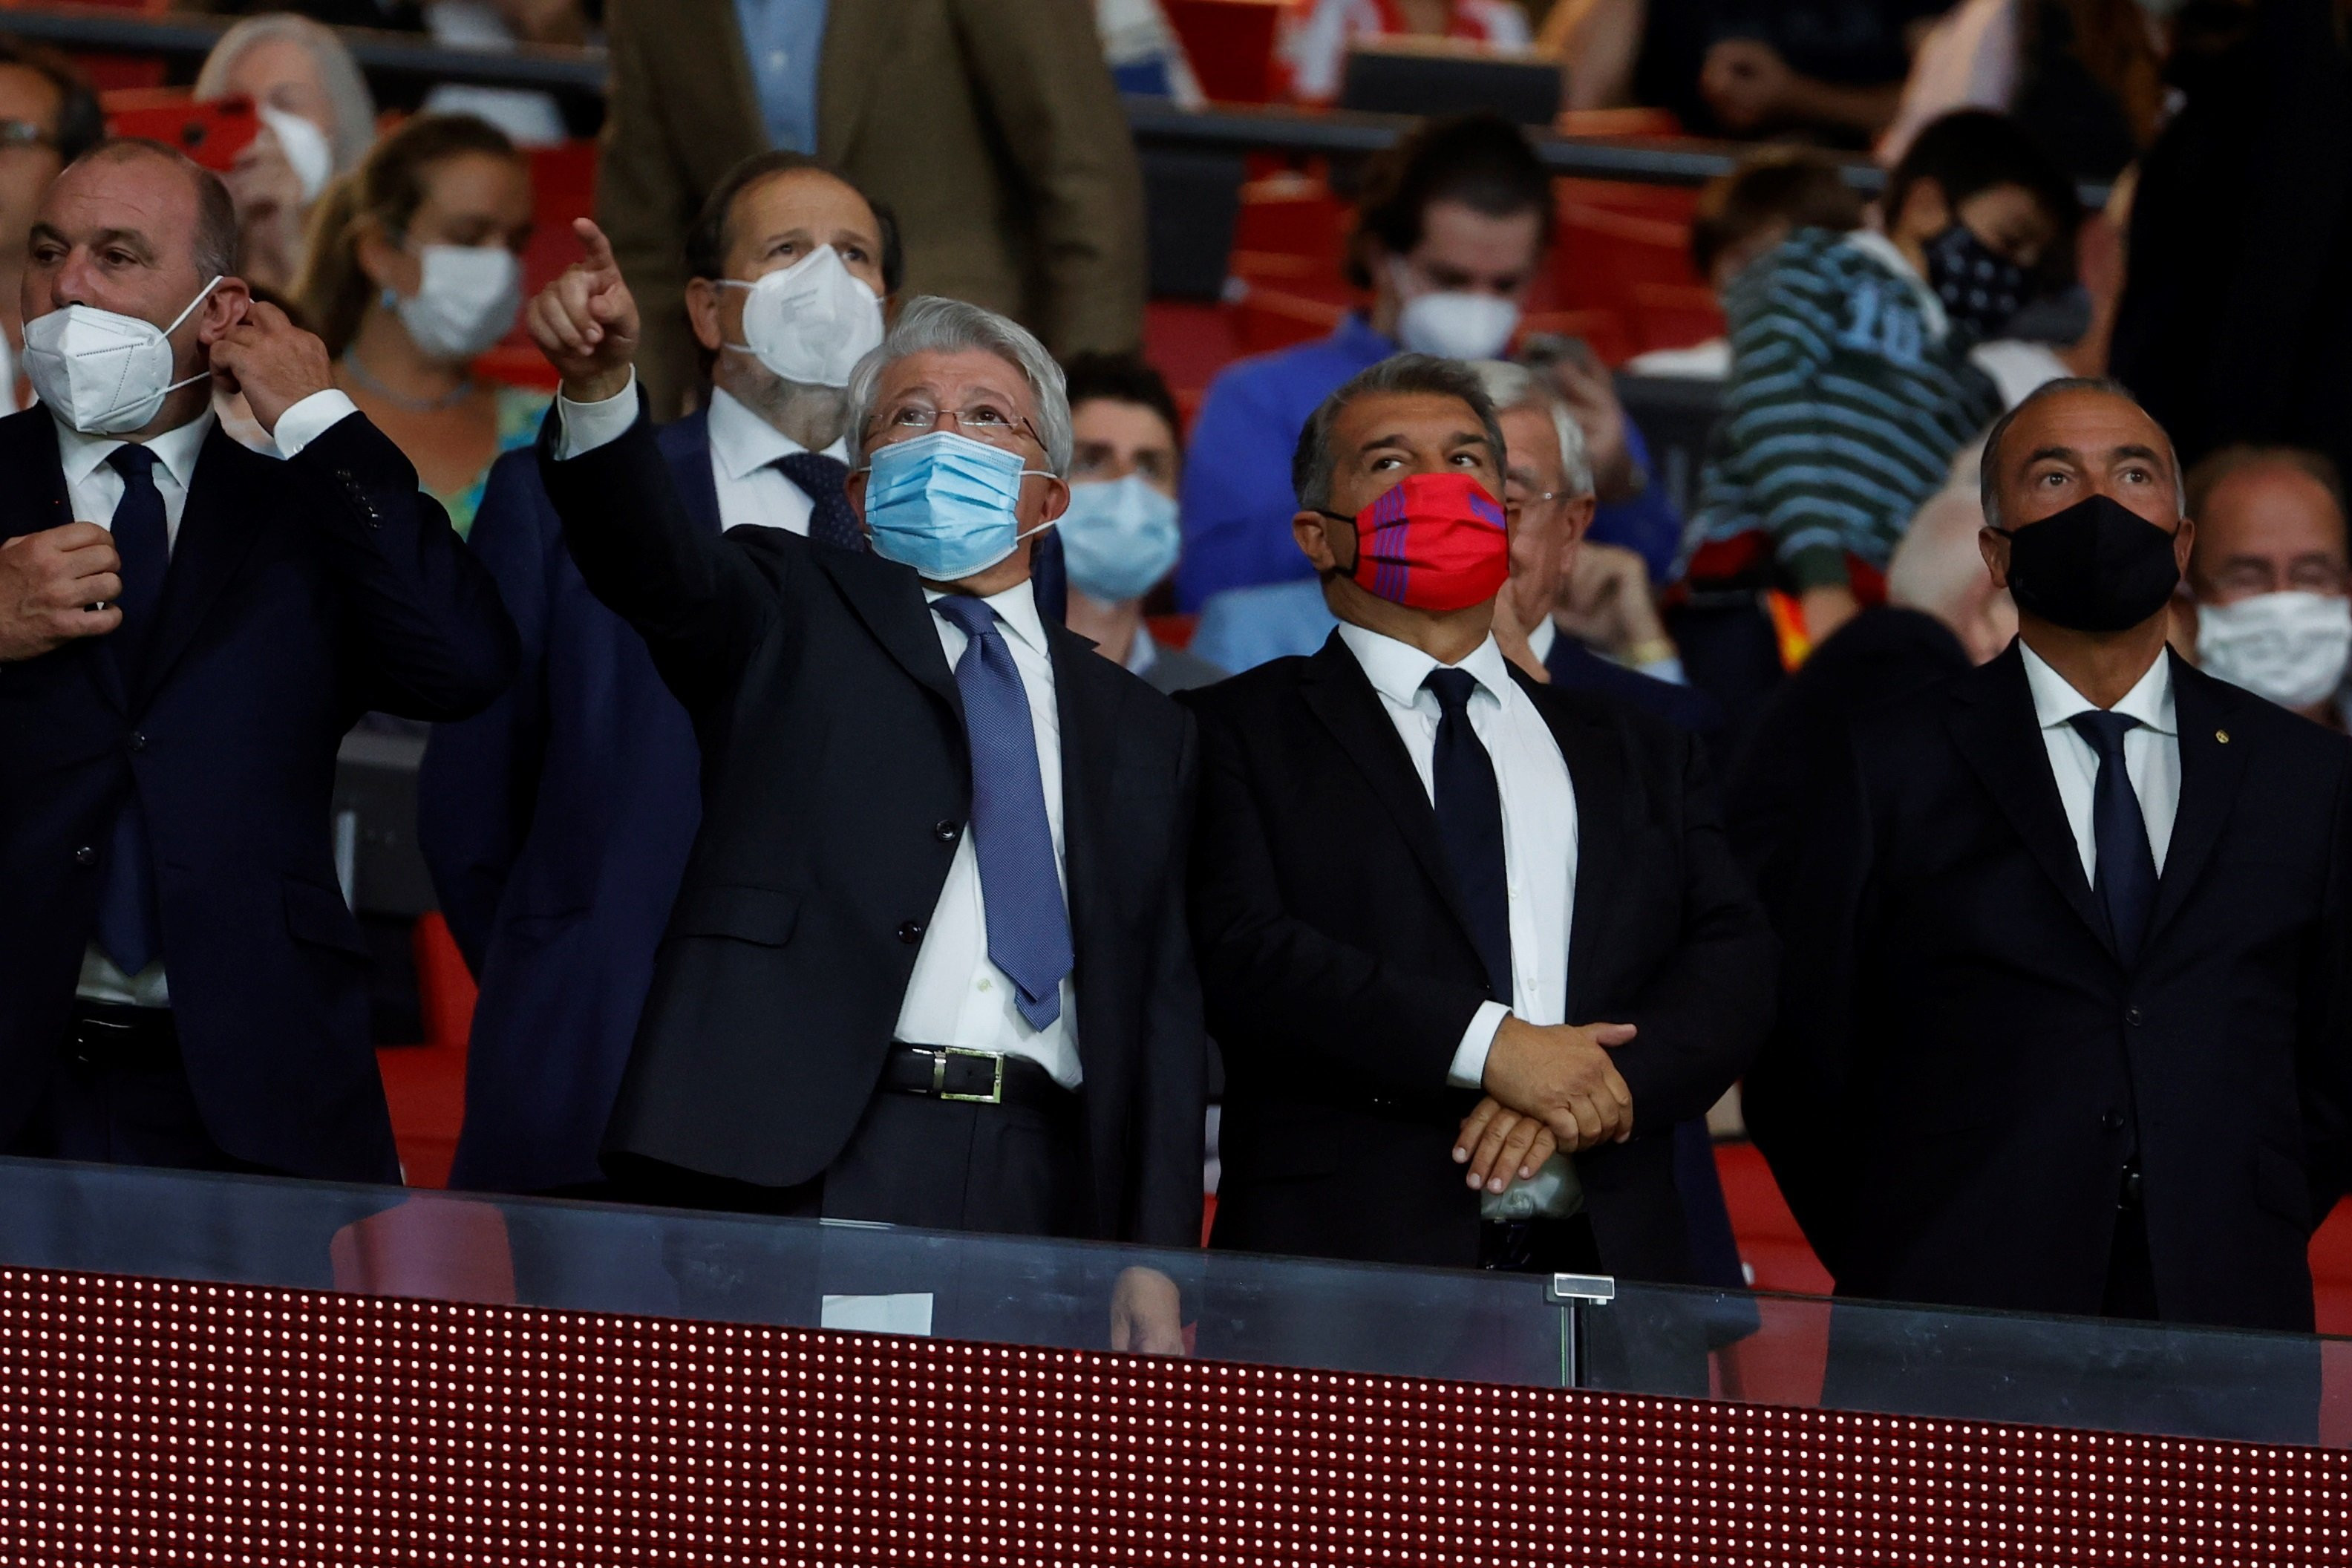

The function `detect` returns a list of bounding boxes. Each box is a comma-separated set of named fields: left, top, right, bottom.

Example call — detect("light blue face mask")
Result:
left=861, top=430, right=1056, bottom=581
left=1057, top=474, right=1182, bottom=605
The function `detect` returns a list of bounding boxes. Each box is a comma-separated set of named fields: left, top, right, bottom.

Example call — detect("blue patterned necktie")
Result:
left=1424, top=667, right=1512, bottom=1005
left=774, top=450, right=865, bottom=552
left=931, top=595, right=1074, bottom=1030
left=2068, top=710, right=2157, bottom=962
left=94, top=442, right=168, bottom=977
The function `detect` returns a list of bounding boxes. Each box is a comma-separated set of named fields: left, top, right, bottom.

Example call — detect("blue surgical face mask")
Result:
left=1058, top=474, right=1182, bottom=604
left=861, top=429, right=1056, bottom=581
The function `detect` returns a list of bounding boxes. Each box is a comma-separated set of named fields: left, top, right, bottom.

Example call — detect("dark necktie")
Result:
left=932, top=595, right=1074, bottom=1030
left=1425, top=667, right=1512, bottom=1006
left=774, top=449, right=864, bottom=552
left=94, top=443, right=168, bottom=977
left=2068, top=710, right=2158, bottom=962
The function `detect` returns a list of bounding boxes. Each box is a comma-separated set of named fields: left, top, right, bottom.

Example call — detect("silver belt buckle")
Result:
left=932, top=1047, right=1006, bottom=1105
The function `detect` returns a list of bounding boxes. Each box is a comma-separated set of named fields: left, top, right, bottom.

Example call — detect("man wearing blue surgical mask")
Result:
left=528, top=226, right=1203, bottom=1355
left=1059, top=352, right=1224, bottom=695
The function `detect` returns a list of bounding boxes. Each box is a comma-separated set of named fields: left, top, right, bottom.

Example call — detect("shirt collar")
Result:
left=1526, top=616, right=1558, bottom=665
left=1838, top=227, right=1950, bottom=342
left=705, top=385, right=846, bottom=482
left=1337, top=619, right=1515, bottom=710
left=924, top=577, right=1052, bottom=659
left=53, top=406, right=215, bottom=493
left=1126, top=620, right=1158, bottom=676
left=2019, top=640, right=2178, bottom=737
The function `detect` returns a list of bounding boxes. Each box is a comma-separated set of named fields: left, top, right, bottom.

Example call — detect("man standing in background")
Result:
left=598, top=0, right=1147, bottom=419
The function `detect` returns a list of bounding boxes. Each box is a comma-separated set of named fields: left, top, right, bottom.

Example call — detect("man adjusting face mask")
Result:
left=26, top=275, right=223, bottom=437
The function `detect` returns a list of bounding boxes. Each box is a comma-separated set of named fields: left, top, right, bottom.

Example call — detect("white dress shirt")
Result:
left=1336, top=623, right=1581, bottom=1218
left=2019, top=641, right=2181, bottom=881
left=558, top=372, right=843, bottom=535
left=554, top=376, right=1083, bottom=1086
left=72, top=389, right=362, bottom=1007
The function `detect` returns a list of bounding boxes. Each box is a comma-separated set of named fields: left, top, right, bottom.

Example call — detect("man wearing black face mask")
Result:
left=1749, top=378, right=2352, bottom=1335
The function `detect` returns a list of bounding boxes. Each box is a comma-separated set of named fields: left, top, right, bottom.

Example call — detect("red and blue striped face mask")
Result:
left=1319, top=471, right=1511, bottom=614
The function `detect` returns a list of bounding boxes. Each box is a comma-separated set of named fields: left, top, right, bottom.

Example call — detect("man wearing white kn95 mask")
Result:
left=2182, top=444, right=2352, bottom=731
left=0, top=139, right=515, bottom=1181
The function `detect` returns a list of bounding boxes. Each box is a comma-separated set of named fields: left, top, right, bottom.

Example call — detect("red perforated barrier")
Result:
left=0, top=1265, right=2346, bottom=1564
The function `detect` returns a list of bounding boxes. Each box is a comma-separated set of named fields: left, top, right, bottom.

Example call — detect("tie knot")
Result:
left=2068, top=709, right=2141, bottom=758
left=1423, top=666, right=1481, bottom=717
left=107, top=443, right=158, bottom=484
left=932, top=593, right=999, bottom=641
left=774, top=449, right=849, bottom=490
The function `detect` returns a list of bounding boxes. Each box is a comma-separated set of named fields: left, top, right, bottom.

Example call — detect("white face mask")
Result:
left=24, top=276, right=223, bottom=436
left=1390, top=258, right=1520, bottom=361
left=257, top=102, right=334, bottom=205
left=722, top=244, right=885, bottom=388
left=2198, top=590, right=2352, bottom=712
left=394, top=244, right=524, bottom=363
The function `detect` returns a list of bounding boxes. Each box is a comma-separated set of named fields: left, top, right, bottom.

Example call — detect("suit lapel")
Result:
left=1048, top=625, right=1119, bottom=1000
left=131, top=428, right=262, bottom=710
left=695, top=0, right=770, bottom=180
left=1518, top=671, right=1627, bottom=1016
left=1298, top=634, right=1484, bottom=952
left=2148, top=653, right=2253, bottom=944
left=0, top=408, right=120, bottom=709
left=1945, top=646, right=2116, bottom=955
left=816, top=0, right=888, bottom=164
left=810, top=544, right=964, bottom=721
left=667, top=411, right=722, bottom=534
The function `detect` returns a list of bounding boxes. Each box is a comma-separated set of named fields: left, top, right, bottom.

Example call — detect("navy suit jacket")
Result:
left=0, top=405, right=516, bottom=1181
left=1544, top=635, right=1725, bottom=735
left=420, top=412, right=722, bottom=1195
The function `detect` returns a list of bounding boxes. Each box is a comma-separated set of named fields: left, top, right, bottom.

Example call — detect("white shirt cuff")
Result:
left=555, top=370, right=638, bottom=460
left=1447, top=1001, right=1511, bottom=1090
left=272, top=389, right=360, bottom=458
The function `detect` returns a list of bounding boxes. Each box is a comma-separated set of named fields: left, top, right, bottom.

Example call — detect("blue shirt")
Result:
left=1175, top=313, right=1686, bottom=609
left=1190, top=578, right=1340, bottom=673
left=733, top=0, right=830, bottom=153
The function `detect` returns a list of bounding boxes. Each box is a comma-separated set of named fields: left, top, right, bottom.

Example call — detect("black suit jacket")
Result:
left=537, top=396, right=1205, bottom=1248
left=1183, top=633, right=1777, bottom=1277
left=0, top=406, right=517, bottom=1180
left=1749, top=646, right=2352, bottom=1331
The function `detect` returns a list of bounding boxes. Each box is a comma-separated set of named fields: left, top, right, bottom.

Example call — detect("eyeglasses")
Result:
left=866, top=402, right=1043, bottom=453
left=0, top=120, right=53, bottom=152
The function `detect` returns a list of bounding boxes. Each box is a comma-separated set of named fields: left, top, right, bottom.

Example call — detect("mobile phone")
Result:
left=106, top=94, right=262, bottom=175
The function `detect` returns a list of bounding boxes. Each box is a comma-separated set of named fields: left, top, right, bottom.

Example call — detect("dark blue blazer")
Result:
left=420, top=412, right=721, bottom=1195
left=0, top=406, right=517, bottom=1181
left=1544, top=634, right=1725, bottom=736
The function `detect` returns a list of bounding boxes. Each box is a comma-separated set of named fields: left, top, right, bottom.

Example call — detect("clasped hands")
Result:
left=1453, top=1014, right=1636, bottom=1196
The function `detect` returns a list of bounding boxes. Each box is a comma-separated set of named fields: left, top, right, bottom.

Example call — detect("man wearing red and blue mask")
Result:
left=1185, top=353, right=1776, bottom=1285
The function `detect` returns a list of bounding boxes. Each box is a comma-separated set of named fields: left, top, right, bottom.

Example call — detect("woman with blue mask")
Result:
left=1058, top=354, right=1226, bottom=695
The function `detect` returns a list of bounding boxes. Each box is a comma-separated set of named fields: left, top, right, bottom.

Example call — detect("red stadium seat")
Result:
left=1163, top=0, right=1293, bottom=105
left=375, top=912, right=477, bottom=1190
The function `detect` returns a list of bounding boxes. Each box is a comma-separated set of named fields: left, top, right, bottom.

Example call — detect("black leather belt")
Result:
left=66, top=1002, right=178, bottom=1071
left=884, top=1044, right=1072, bottom=1112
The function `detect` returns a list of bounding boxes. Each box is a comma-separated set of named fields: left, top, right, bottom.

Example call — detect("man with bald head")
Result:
left=1751, top=378, right=2352, bottom=1333
left=2184, top=446, right=2352, bottom=728
left=0, top=139, right=514, bottom=1179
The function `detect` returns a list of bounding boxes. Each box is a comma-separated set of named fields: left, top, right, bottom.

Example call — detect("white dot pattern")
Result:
left=0, top=1267, right=2343, bottom=1564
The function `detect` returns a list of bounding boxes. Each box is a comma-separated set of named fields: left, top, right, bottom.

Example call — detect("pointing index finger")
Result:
left=572, top=218, right=618, bottom=278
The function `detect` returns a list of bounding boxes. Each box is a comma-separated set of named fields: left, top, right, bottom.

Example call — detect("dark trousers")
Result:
left=8, top=1004, right=263, bottom=1175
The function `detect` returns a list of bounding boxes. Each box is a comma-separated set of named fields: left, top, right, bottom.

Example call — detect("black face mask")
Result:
left=1925, top=223, right=2031, bottom=340
left=1995, top=493, right=2181, bottom=633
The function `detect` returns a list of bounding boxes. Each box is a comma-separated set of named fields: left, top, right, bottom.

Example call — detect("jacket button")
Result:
left=934, top=820, right=960, bottom=844
left=2124, top=1006, right=2143, bottom=1027
left=2100, top=1110, right=2126, bottom=1133
left=896, top=920, right=925, bottom=944
left=72, top=846, right=96, bottom=866
left=127, top=732, right=146, bottom=753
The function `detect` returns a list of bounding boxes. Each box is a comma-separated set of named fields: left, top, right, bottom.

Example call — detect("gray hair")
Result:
left=1291, top=353, right=1508, bottom=513
left=1469, top=359, right=1594, bottom=498
left=1979, top=376, right=2185, bottom=530
left=195, top=14, right=378, bottom=175
left=846, top=295, right=1073, bottom=476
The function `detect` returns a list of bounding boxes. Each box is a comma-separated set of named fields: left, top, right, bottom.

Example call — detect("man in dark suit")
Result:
left=419, top=152, right=906, bottom=1198
left=0, top=140, right=515, bottom=1180
left=523, top=224, right=1200, bottom=1350
left=1186, top=352, right=1776, bottom=1281
left=1751, top=378, right=2352, bottom=1331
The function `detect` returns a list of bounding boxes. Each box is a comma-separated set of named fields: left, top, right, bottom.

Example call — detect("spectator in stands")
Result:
left=0, top=139, right=513, bottom=1180
left=526, top=236, right=1200, bottom=1353
left=1185, top=353, right=1774, bottom=1282
left=195, top=14, right=378, bottom=295
left=418, top=151, right=903, bottom=1198
left=1098, top=0, right=1205, bottom=105
left=1281, top=0, right=1535, bottom=103
left=1181, top=115, right=1682, bottom=615
left=2182, top=445, right=2352, bottom=729
left=1751, top=378, right=2352, bottom=1333
left=598, top=0, right=1146, bottom=420
left=1690, top=148, right=1869, bottom=297
left=1060, top=353, right=1226, bottom=694
left=292, top=114, right=540, bottom=539
left=1543, top=0, right=1944, bottom=143
left=0, top=39, right=100, bottom=414
left=1676, top=109, right=2074, bottom=722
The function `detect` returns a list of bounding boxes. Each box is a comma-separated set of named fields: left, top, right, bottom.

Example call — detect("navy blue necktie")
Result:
left=2069, top=710, right=2157, bottom=962
left=932, top=595, right=1074, bottom=1030
left=94, top=442, right=167, bottom=978
left=1425, top=668, right=1512, bottom=1005
left=774, top=450, right=864, bottom=552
